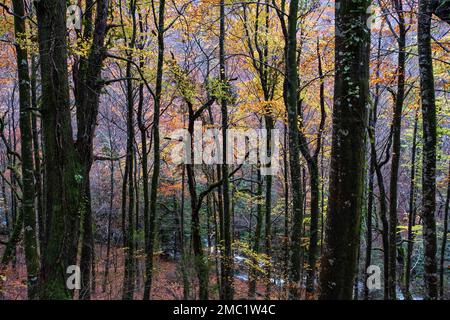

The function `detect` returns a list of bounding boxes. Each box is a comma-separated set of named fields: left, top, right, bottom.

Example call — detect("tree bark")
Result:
left=35, top=0, right=82, bottom=299
left=319, top=0, right=370, bottom=300
left=387, top=0, right=407, bottom=299
left=219, top=0, right=234, bottom=301
left=418, top=0, right=438, bottom=300
left=143, top=0, right=165, bottom=300
left=12, top=0, right=40, bottom=299
left=279, top=0, right=304, bottom=300
left=439, top=161, right=449, bottom=298
left=405, top=110, right=419, bottom=299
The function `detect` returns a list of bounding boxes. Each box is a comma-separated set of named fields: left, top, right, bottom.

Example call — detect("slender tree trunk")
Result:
left=219, top=0, right=233, bottom=300
left=364, top=24, right=384, bottom=300
left=405, top=110, right=419, bottom=299
left=242, top=2, right=275, bottom=299
left=283, top=121, right=289, bottom=295
left=139, top=77, right=150, bottom=300
left=248, top=171, right=263, bottom=297
left=364, top=125, right=375, bottom=300
left=143, top=0, right=165, bottom=300
left=418, top=0, right=438, bottom=300
left=73, top=0, right=109, bottom=299
left=122, top=58, right=136, bottom=300
left=186, top=126, right=209, bottom=299
left=439, top=162, right=449, bottom=298
left=302, top=39, right=326, bottom=299
left=179, top=166, right=190, bottom=299
left=103, top=155, right=114, bottom=293
left=264, top=128, right=273, bottom=299
left=183, top=97, right=218, bottom=300
left=30, top=55, right=44, bottom=251
left=280, top=0, right=304, bottom=300
left=387, top=0, right=406, bottom=299
left=372, top=140, right=390, bottom=299
left=12, top=0, right=40, bottom=299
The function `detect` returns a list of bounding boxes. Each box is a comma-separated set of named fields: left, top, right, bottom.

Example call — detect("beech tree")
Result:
left=0, top=0, right=447, bottom=301
left=319, top=0, right=370, bottom=300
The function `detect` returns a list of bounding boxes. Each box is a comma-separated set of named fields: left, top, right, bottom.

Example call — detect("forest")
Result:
left=0, top=0, right=448, bottom=301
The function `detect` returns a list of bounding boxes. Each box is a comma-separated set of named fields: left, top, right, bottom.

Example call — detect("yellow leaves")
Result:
left=208, top=77, right=233, bottom=102
left=397, top=224, right=422, bottom=235
left=232, top=241, right=272, bottom=274
left=237, top=100, right=284, bottom=120
left=167, top=60, right=196, bottom=102
left=70, top=37, right=91, bottom=57
left=14, top=30, right=39, bottom=55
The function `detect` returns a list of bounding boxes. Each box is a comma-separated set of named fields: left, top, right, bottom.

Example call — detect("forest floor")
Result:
left=0, top=239, right=269, bottom=300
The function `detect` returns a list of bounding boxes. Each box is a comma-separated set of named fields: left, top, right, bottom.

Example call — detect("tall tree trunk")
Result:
left=280, top=0, right=304, bottom=300
left=283, top=121, right=290, bottom=297
left=12, top=0, right=40, bottom=299
left=364, top=118, right=375, bottom=301
left=319, top=0, right=370, bottom=300
left=143, top=0, right=165, bottom=300
left=364, top=24, right=384, bottom=300
left=303, top=40, right=326, bottom=298
left=139, top=76, right=151, bottom=300
left=179, top=166, right=190, bottom=299
left=418, top=0, right=438, bottom=300
left=248, top=170, right=263, bottom=297
left=387, top=0, right=407, bottom=299
left=242, top=2, right=275, bottom=299
left=121, top=0, right=139, bottom=300
left=439, top=162, right=449, bottom=299
left=74, top=0, right=109, bottom=299
left=35, top=0, right=82, bottom=299
left=122, top=59, right=136, bottom=300
left=264, top=123, right=273, bottom=300
left=30, top=55, right=44, bottom=251
left=219, top=0, right=233, bottom=301
left=103, top=153, right=115, bottom=293
left=372, top=136, right=390, bottom=299
left=186, top=118, right=209, bottom=300
left=404, top=110, right=419, bottom=299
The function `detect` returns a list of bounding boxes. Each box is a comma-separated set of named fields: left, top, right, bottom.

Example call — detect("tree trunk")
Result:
left=418, top=0, right=438, bottom=300
left=405, top=110, right=419, bottom=299
left=439, top=161, right=449, bottom=298
left=319, top=0, right=370, bottom=300
left=30, top=55, right=44, bottom=252
left=387, top=0, right=407, bottom=299
left=280, top=0, right=304, bottom=300
left=122, top=58, right=136, bottom=300
left=12, top=0, right=40, bottom=299
left=248, top=170, right=263, bottom=297
left=72, top=0, right=109, bottom=299
left=143, top=0, right=165, bottom=300
left=35, top=0, right=82, bottom=299
left=219, top=0, right=234, bottom=301
left=103, top=153, right=115, bottom=293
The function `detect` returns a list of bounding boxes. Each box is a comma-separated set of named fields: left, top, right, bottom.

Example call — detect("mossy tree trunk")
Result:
left=74, top=0, right=109, bottom=300
left=11, top=0, right=40, bottom=299
left=35, top=0, right=82, bottom=299
left=418, top=0, right=438, bottom=300
left=319, top=0, right=370, bottom=300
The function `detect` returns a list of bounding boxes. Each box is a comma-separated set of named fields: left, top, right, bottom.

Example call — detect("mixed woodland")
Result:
left=0, top=0, right=449, bottom=300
